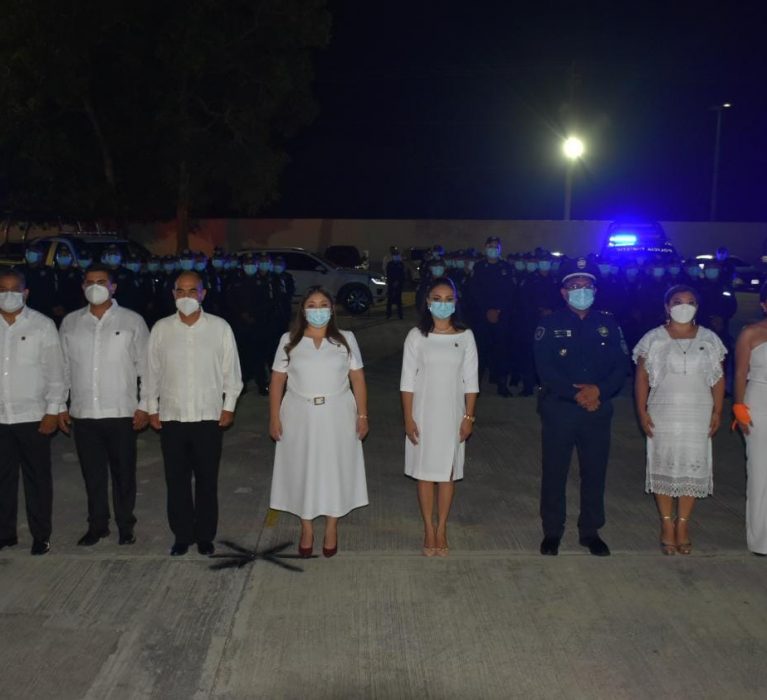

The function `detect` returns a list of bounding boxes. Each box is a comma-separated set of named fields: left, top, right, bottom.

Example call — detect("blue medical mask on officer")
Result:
left=454, top=259, right=465, bottom=269
left=539, top=260, right=552, bottom=272
left=669, top=265, right=681, bottom=276
left=102, top=252, right=122, bottom=267
left=78, top=257, right=92, bottom=270
left=429, top=301, right=455, bottom=319
left=686, top=266, right=700, bottom=278
left=147, top=261, right=160, bottom=272
left=652, top=266, right=665, bottom=278
left=179, top=258, right=195, bottom=271
left=551, top=260, right=561, bottom=272
left=392, top=254, right=402, bottom=262
left=273, top=264, right=285, bottom=274
left=526, top=262, right=538, bottom=273
left=598, top=264, right=611, bottom=276
left=163, top=261, right=176, bottom=273
left=704, top=268, right=720, bottom=280
left=25, top=249, right=42, bottom=264
left=514, top=260, right=526, bottom=271
left=430, top=265, right=445, bottom=277
left=567, top=286, right=595, bottom=311
left=244, top=263, right=258, bottom=276
left=126, top=261, right=142, bottom=273
left=56, top=254, right=73, bottom=268
left=305, top=308, right=332, bottom=328
left=259, top=261, right=272, bottom=273
left=212, top=257, right=224, bottom=270
left=194, top=261, right=207, bottom=272
left=625, top=268, right=639, bottom=280
left=485, top=246, right=501, bottom=260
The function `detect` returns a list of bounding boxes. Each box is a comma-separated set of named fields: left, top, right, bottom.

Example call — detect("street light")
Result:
left=709, top=102, right=732, bottom=221
left=562, top=136, right=584, bottom=221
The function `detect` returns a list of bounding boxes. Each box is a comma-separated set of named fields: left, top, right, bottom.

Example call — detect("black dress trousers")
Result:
left=160, top=421, right=223, bottom=544
left=0, top=422, right=53, bottom=542
left=72, top=417, right=138, bottom=534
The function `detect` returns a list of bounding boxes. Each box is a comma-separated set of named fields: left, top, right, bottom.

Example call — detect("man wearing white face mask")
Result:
left=145, top=271, right=243, bottom=557
left=0, top=269, right=67, bottom=555
left=534, top=257, right=629, bottom=557
left=58, top=265, right=150, bottom=546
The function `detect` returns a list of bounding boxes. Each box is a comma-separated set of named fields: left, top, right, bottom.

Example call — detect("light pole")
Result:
left=562, top=136, right=584, bottom=221
left=709, top=102, right=731, bottom=221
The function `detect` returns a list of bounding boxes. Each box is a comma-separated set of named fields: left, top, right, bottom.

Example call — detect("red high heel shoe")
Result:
left=298, top=538, right=314, bottom=558
left=322, top=537, right=338, bottom=558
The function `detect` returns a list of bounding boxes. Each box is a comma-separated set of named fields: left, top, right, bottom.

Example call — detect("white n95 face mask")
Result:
left=0, top=291, right=25, bottom=313
left=176, top=297, right=200, bottom=316
left=84, top=284, right=110, bottom=305
left=670, top=303, right=696, bottom=324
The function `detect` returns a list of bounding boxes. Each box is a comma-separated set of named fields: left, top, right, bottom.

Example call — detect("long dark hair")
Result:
left=417, top=276, right=467, bottom=337
left=283, top=286, right=351, bottom=361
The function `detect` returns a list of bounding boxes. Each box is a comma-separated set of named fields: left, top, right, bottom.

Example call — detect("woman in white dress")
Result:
left=634, top=285, right=726, bottom=555
left=268, top=287, right=369, bottom=558
left=733, top=283, right=767, bottom=555
left=400, top=277, right=479, bottom=557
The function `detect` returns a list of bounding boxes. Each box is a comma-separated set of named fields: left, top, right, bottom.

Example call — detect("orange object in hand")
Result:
left=732, top=403, right=752, bottom=431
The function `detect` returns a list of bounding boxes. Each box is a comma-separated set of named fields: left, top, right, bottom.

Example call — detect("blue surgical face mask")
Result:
left=194, top=261, right=207, bottom=272
left=455, top=260, right=465, bottom=269
left=430, top=266, right=445, bottom=277
left=514, top=261, right=526, bottom=271
left=567, top=287, right=595, bottom=311
left=526, top=262, right=538, bottom=273
left=669, top=266, right=681, bottom=276
left=259, top=262, right=272, bottom=272
left=79, top=258, right=92, bottom=270
left=212, top=258, right=224, bottom=270
left=147, top=262, right=160, bottom=272
left=244, top=264, right=257, bottom=276
left=392, top=255, right=401, bottom=262
left=686, top=267, right=700, bottom=278
left=179, top=259, right=195, bottom=271
left=539, top=261, right=552, bottom=272
left=486, top=247, right=500, bottom=260
left=126, top=262, right=142, bottom=273
left=25, top=250, right=42, bottom=264
left=598, top=264, right=611, bottom=276
left=652, top=267, right=665, bottom=278
left=163, top=263, right=176, bottom=273
left=103, top=254, right=122, bottom=267
left=305, top=307, right=332, bottom=328
left=273, top=264, right=285, bottom=274
left=626, top=268, right=639, bottom=280
left=56, top=256, right=73, bottom=267
left=705, top=268, right=720, bottom=280
left=429, top=301, right=455, bottom=319
left=551, top=260, right=561, bottom=271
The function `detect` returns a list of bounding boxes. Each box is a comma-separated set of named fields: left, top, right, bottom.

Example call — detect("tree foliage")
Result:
left=0, top=0, right=331, bottom=239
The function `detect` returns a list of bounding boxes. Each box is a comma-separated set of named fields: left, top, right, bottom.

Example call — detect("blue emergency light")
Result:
left=607, top=233, right=638, bottom=247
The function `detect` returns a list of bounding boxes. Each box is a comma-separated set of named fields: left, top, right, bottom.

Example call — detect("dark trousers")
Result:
left=0, top=422, right=53, bottom=541
left=386, top=285, right=403, bottom=318
left=160, top=421, right=223, bottom=544
left=539, top=400, right=613, bottom=538
left=73, top=417, right=137, bottom=534
left=475, top=318, right=511, bottom=385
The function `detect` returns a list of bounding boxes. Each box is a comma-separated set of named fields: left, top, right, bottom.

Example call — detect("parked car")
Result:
left=599, top=221, right=680, bottom=263
left=324, top=245, right=369, bottom=271
left=238, top=247, right=387, bottom=314
left=695, top=254, right=764, bottom=292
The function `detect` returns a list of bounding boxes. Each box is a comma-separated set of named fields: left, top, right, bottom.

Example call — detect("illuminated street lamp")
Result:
left=709, top=102, right=732, bottom=221
left=562, top=136, right=584, bottom=221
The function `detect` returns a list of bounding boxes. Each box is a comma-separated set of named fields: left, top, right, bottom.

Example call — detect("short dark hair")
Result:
left=0, top=268, right=26, bottom=289
left=664, top=284, right=699, bottom=306
left=83, top=264, right=115, bottom=283
left=175, top=271, right=203, bottom=288
left=417, top=276, right=468, bottom=336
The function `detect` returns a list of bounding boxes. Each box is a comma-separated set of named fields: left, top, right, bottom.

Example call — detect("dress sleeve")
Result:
left=704, top=328, right=727, bottom=387
left=345, top=331, right=364, bottom=370
left=271, top=333, right=291, bottom=373
left=632, top=329, right=653, bottom=364
left=400, top=329, right=419, bottom=392
left=462, top=330, right=480, bottom=393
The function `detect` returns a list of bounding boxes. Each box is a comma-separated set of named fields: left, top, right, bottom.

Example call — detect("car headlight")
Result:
left=369, top=276, right=386, bottom=285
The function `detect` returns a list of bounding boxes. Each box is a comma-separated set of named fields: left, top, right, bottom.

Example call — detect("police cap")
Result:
left=559, top=256, right=600, bottom=285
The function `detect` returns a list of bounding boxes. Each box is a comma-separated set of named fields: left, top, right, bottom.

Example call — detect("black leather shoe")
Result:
left=579, top=535, right=611, bottom=556
left=540, top=536, right=560, bottom=556
left=0, top=536, right=18, bottom=550
left=118, top=532, right=136, bottom=545
left=31, top=539, right=50, bottom=555
left=197, top=541, right=215, bottom=556
left=77, top=529, right=110, bottom=546
left=170, top=542, right=189, bottom=557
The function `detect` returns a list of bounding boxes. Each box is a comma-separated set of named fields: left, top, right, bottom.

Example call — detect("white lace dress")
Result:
left=633, top=325, right=726, bottom=497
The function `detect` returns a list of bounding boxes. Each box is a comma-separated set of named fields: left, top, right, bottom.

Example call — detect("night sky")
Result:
left=270, top=2, right=767, bottom=221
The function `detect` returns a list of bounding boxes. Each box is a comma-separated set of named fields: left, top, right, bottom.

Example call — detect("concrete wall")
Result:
left=127, top=218, right=767, bottom=267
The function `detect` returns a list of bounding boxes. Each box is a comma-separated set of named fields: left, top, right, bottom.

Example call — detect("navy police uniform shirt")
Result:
left=468, top=259, right=515, bottom=315
left=534, top=306, right=628, bottom=407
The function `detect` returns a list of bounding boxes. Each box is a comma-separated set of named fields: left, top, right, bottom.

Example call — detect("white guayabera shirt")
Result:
left=59, top=300, right=150, bottom=419
left=0, top=306, right=67, bottom=424
left=145, top=310, right=243, bottom=422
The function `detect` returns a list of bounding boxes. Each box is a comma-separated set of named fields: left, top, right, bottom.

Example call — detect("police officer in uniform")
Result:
left=20, top=242, right=56, bottom=318
left=385, top=246, right=406, bottom=320
left=273, top=255, right=295, bottom=333
left=534, top=257, right=628, bottom=556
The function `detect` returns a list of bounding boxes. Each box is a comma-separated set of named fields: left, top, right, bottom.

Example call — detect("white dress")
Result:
left=744, top=342, right=767, bottom=554
left=633, top=325, right=726, bottom=497
left=400, top=328, right=479, bottom=482
left=269, top=331, right=368, bottom=519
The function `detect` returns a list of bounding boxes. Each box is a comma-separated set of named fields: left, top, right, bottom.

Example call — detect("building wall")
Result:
left=128, top=218, right=767, bottom=267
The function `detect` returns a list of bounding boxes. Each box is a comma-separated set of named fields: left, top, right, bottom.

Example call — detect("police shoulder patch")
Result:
left=535, top=326, right=546, bottom=341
